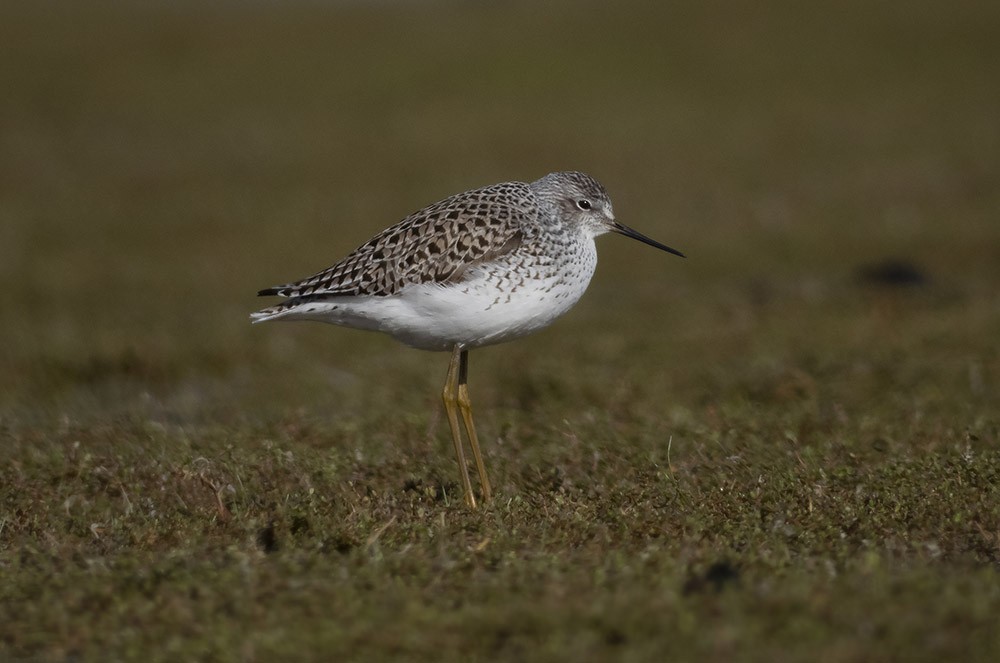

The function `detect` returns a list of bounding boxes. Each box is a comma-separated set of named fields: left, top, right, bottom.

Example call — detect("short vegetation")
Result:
left=1, top=1, right=998, bottom=661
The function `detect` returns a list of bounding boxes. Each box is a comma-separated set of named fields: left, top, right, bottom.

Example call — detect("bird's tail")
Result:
left=250, top=304, right=294, bottom=324
left=250, top=293, right=349, bottom=324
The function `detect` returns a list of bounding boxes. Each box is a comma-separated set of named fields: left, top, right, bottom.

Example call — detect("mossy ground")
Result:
left=2, top=1, right=999, bottom=661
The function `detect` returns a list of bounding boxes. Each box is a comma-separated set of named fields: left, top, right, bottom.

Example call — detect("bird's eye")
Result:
left=576, top=199, right=592, bottom=211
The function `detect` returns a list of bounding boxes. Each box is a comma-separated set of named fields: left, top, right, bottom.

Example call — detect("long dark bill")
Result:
left=611, top=221, right=686, bottom=258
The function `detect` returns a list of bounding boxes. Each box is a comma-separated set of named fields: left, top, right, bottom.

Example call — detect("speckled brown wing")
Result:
left=258, top=182, right=537, bottom=299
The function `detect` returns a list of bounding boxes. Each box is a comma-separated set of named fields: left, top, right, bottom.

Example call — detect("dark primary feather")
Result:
left=258, top=181, right=537, bottom=299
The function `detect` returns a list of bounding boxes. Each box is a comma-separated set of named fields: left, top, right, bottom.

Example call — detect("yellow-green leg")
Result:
left=457, top=350, right=492, bottom=503
left=443, top=346, right=476, bottom=508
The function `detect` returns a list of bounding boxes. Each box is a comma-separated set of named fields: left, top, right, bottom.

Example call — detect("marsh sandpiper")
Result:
left=252, top=171, right=684, bottom=508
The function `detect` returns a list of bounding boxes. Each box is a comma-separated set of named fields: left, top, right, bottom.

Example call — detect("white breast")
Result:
left=292, top=232, right=599, bottom=351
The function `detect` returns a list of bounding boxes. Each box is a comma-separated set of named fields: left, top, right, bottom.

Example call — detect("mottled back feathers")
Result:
left=258, top=181, right=538, bottom=300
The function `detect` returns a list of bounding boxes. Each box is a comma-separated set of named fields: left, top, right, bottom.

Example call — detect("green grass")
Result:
left=2, top=0, right=999, bottom=660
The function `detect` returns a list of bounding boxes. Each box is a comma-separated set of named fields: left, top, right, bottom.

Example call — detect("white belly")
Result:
left=282, top=238, right=599, bottom=351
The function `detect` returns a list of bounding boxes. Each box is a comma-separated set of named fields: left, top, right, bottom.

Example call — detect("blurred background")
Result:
left=1, top=0, right=997, bottom=429
left=4, top=4, right=999, bottom=656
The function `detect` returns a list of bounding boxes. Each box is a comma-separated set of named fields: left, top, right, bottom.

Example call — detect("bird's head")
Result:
left=531, top=171, right=685, bottom=257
